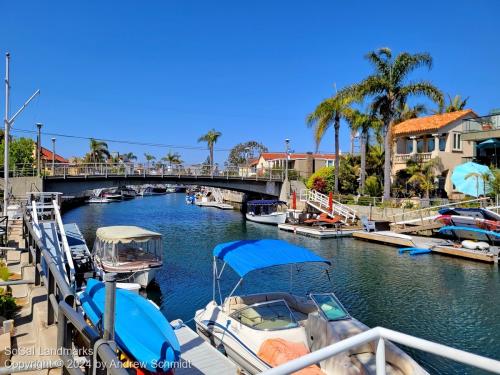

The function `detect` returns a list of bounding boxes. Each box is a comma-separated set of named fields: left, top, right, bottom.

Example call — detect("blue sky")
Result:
left=1, top=0, right=500, bottom=164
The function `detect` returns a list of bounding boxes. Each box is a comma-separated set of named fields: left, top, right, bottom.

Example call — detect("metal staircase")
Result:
left=206, top=187, right=225, bottom=203
left=300, top=189, right=357, bottom=224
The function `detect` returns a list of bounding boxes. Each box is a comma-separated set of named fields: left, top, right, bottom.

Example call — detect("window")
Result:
left=406, top=139, right=413, bottom=154
left=310, top=293, right=350, bottom=321
left=325, top=159, right=334, bottom=167
left=439, top=135, right=447, bottom=151
left=452, top=133, right=462, bottom=151
left=417, top=138, right=424, bottom=153
left=427, top=137, right=435, bottom=152
left=231, top=300, right=299, bottom=331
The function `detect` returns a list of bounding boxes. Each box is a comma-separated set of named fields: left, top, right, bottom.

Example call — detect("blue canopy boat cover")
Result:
left=247, top=200, right=287, bottom=206
left=81, top=279, right=180, bottom=372
left=213, top=239, right=331, bottom=277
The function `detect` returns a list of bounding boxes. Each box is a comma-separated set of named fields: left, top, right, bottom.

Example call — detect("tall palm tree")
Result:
left=396, top=103, right=427, bottom=123
left=347, top=48, right=443, bottom=198
left=89, top=138, right=110, bottom=164
left=144, top=153, right=156, bottom=169
left=345, top=109, right=381, bottom=194
left=162, top=151, right=182, bottom=169
left=443, top=94, right=469, bottom=113
left=198, top=129, right=222, bottom=170
left=407, top=158, right=440, bottom=199
left=123, top=152, right=137, bottom=162
left=306, top=92, right=359, bottom=193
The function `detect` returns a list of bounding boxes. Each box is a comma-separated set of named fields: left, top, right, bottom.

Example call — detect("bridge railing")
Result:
left=40, top=162, right=303, bottom=181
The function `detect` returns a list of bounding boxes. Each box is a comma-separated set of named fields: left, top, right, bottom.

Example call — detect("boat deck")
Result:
left=173, top=323, right=237, bottom=375
left=195, top=201, right=234, bottom=209
left=279, top=223, right=358, bottom=239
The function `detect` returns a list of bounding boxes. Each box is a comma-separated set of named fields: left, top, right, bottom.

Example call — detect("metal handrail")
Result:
left=261, top=326, right=500, bottom=375
left=300, top=189, right=357, bottom=222
left=52, top=199, right=76, bottom=287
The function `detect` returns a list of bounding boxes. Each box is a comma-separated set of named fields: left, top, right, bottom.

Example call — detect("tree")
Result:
left=198, top=129, right=222, bottom=171
left=227, top=141, right=268, bottom=166
left=306, top=91, right=359, bottom=193
left=344, top=109, right=381, bottom=193
left=122, top=152, right=137, bottom=162
left=442, top=94, right=469, bottom=113
left=88, top=139, right=110, bottom=163
left=407, top=158, right=440, bottom=199
left=144, top=153, right=156, bottom=169
left=0, top=137, right=35, bottom=172
left=162, top=151, right=182, bottom=169
left=346, top=48, right=443, bottom=198
left=396, top=103, right=427, bottom=123
left=465, top=171, right=491, bottom=197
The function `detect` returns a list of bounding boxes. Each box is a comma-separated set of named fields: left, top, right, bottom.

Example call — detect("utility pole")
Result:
left=36, top=123, right=42, bottom=176
left=284, top=138, right=290, bottom=182
left=51, top=138, right=56, bottom=174
left=3, top=53, right=40, bottom=215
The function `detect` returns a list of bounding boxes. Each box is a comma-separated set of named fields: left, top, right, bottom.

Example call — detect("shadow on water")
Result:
left=63, top=193, right=500, bottom=375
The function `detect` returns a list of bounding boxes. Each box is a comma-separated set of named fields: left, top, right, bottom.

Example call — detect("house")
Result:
left=392, top=109, right=477, bottom=196
left=252, top=152, right=336, bottom=179
left=39, top=146, right=68, bottom=164
left=461, top=110, right=500, bottom=167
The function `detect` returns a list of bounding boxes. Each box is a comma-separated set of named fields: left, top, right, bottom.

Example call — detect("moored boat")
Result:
left=194, top=239, right=427, bottom=374
left=435, top=214, right=500, bottom=231
left=438, top=225, right=500, bottom=245
left=86, top=196, right=113, bottom=204
left=246, top=200, right=287, bottom=225
left=80, top=278, right=180, bottom=372
left=438, top=207, right=500, bottom=221
left=93, top=226, right=163, bottom=288
left=117, top=186, right=137, bottom=200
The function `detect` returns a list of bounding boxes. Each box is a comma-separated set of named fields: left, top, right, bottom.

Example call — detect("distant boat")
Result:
left=80, top=278, right=180, bottom=372
left=93, top=226, right=163, bottom=288
left=101, top=190, right=122, bottom=201
left=138, top=186, right=154, bottom=196
left=185, top=194, right=196, bottom=205
left=87, top=196, right=113, bottom=204
left=117, top=186, right=137, bottom=200
left=246, top=200, right=287, bottom=225
left=151, top=186, right=167, bottom=195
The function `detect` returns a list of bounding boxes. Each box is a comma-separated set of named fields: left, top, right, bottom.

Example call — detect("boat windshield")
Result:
left=230, top=300, right=299, bottom=331
left=94, top=236, right=163, bottom=265
left=310, top=293, right=350, bottom=321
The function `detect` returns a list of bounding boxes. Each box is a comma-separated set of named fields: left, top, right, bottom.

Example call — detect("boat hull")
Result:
left=246, top=212, right=287, bottom=225
left=96, top=267, right=159, bottom=288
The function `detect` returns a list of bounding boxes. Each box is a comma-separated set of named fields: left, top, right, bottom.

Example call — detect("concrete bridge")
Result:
left=7, top=163, right=286, bottom=198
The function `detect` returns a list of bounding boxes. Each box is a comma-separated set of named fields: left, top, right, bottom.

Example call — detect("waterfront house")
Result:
left=392, top=109, right=477, bottom=197
left=461, top=111, right=500, bottom=168
left=253, top=152, right=336, bottom=179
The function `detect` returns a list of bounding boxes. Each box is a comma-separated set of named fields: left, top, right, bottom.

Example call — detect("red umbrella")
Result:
left=292, top=191, right=297, bottom=210
left=328, top=192, right=333, bottom=212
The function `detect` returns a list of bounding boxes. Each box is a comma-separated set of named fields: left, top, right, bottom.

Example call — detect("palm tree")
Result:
left=344, top=109, right=381, bottom=194
left=407, top=158, right=440, bottom=199
left=162, top=151, right=182, bottom=169
left=306, top=92, right=359, bottom=193
left=123, top=152, right=137, bottom=162
left=443, top=94, right=469, bottom=113
left=346, top=48, right=443, bottom=198
left=198, top=129, right=222, bottom=171
left=465, top=171, right=491, bottom=197
left=89, top=138, right=110, bottom=164
left=396, top=103, right=427, bottom=123
left=144, top=153, right=156, bottom=169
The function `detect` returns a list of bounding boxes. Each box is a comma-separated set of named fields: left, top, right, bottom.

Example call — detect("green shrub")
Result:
left=364, top=176, right=382, bottom=197
left=0, top=295, right=18, bottom=319
left=0, top=262, right=9, bottom=281
left=306, top=167, right=335, bottom=192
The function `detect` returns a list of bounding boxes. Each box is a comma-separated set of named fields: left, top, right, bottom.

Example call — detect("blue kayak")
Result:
left=80, top=279, right=180, bottom=372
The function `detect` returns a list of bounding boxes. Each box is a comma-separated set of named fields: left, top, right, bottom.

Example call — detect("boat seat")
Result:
left=225, top=293, right=317, bottom=316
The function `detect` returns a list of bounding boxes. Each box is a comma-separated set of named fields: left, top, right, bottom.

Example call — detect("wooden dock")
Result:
left=195, top=201, right=234, bottom=210
left=353, top=230, right=499, bottom=263
left=173, top=323, right=237, bottom=374
left=279, top=224, right=357, bottom=239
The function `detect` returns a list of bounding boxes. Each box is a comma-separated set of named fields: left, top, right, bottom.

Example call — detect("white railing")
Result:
left=206, top=187, right=225, bottom=203
left=394, top=152, right=433, bottom=164
left=39, top=162, right=289, bottom=181
left=300, top=189, right=357, bottom=223
left=261, top=326, right=500, bottom=375
left=52, top=199, right=76, bottom=287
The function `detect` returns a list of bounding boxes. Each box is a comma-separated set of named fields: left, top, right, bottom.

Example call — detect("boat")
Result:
left=438, top=207, right=500, bottom=221
left=438, top=225, right=500, bottom=244
left=80, top=278, right=180, bottom=372
left=86, top=196, right=113, bottom=204
left=138, top=186, right=154, bottom=196
left=185, top=194, right=196, bottom=205
left=101, top=190, right=122, bottom=201
left=152, top=186, right=167, bottom=195
left=246, top=200, right=287, bottom=225
left=435, top=214, right=500, bottom=231
left=117, top=186, right=137, bottom=200
left=93, top=226, right=163, bottom=288
left=194, top=239, right=427, bottom=375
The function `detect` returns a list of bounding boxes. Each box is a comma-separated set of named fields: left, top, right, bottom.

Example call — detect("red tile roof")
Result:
left=260, top=152, right=335, bottom=160
left=393, top=109, right=477, bottom=136
left=40, top=147, right=68, bottom=163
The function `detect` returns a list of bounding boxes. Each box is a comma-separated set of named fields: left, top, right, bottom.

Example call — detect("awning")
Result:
left=96, top=226, right=161, bottom=243
left=213, top=239, right=331, bottom=277
left=477, top=138, right=500, bottom=149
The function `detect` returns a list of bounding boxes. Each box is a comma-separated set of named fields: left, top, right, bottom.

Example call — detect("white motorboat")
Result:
left=138, top=186, right=154, bottom=196
left=87, top=196, right=113, bottom=204
left=93, top=226, right=163, bottom=288
left=245, top=200, right=287, bottom=225
left=195, top=239, right=428, bottom=375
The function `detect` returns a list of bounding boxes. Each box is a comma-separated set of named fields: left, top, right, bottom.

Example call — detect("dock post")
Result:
left=103, top=272, right=117, bottom=343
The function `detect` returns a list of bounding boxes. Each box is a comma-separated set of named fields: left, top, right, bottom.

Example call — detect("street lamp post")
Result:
left=36, top=123, right=42, bottom=176
left=51, top=138, right=56, bottom=174
left=284, top=138, right=290, bottom=182
left=244, top=146, right=250, bottom=177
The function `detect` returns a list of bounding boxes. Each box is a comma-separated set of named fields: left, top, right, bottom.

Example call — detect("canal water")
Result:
left=63, top=193, right=500, bottom=374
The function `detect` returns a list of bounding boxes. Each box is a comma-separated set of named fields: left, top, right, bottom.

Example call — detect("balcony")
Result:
left=463, top=113, right=500, bottom=133
left=394, top=152, right=432, bottom=164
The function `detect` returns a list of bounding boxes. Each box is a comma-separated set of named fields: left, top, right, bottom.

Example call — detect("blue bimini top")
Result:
left=213, top=239, right=331, bottom=277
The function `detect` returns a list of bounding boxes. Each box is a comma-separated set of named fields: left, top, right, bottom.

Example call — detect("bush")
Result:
left=364, top=176, right=382, bottom=197
left=0, top=295, right=18, bottom=319
left=306, top=167, right=335, bottom=193
left=0, top=262, right=9, bottom=281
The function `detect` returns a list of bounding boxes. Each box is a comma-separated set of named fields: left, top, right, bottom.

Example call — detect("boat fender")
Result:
left=461, top=240, right=490, bottom=250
